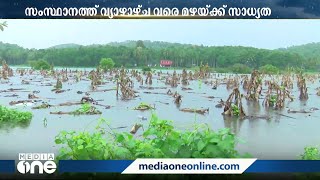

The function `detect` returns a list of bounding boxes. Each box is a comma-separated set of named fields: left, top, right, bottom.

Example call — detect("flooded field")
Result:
left=0, top=67, right=320, bottom=160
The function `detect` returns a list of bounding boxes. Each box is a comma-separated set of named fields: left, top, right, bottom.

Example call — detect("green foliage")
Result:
left=55, top=79, right=62, bottom=89
left=32, top=102, right=51, bottom=109
left=231, top=104, right=240, bottom=116
left=281, top=42, right=320, bottom=70
left=29, top=59, right=51, bottom=70
left=0, top=105, right=32, bottom=124
left=133, top=102, right=155, bottom=110
left=99, top=58, right=115, bottom=72
left=0, top=41, right=315, bottom=70
left=230, top=63, right=251, bottom=74
left=0, top=21, right=7, bottom=31
left=72, top=103, right=102, bottom=115
left=213, top=67, right=230, bottom=73
left=198, top=79, right=202, bottom=89
left=301, top=146, right=320, bottom=160
left=142, top=66, right=151, bottom=72
left=260, top=64, right=279, bottom=74
left=136, top=40, right=146, bottom=48
left=269, top=95, right=277, bottom=106
left=54, top=114, right=250, bottom=160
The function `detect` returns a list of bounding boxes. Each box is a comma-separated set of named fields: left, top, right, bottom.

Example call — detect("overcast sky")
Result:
left=0, top=19, right=319, bottom=49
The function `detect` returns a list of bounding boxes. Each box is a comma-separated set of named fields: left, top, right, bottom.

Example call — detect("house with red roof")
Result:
left=160, top=60, right=173, bottom=67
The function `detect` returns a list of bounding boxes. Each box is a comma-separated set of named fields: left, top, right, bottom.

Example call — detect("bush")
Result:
left=29, top=60, right=51, bottom=70
left=0, top=105, right=33, bottom=125
left=230, top=64, right=251, bottom=74
left=142, top=66, right=151, bottom=72
left=301, top=146, right=320, bottom=160
left=259, top=64, right=279, bottom=74
left=100, top=58, right=115, bottom=72
left=54, top=114, right=250, bottom=160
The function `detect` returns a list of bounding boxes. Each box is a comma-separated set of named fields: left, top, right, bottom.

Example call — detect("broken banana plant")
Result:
left=245, top=70, right=262, bottom=101
left=263, top=81, right=293, bottom=109
left=222, top=87, right=246, bottom=117
left=116, top=69, right=137, bottom=100
left=297, top=72, right=308, bottom=100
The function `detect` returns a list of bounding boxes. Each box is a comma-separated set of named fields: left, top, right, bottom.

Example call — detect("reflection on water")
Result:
left=0, top=68, right=320, bottom=160
left=223, top=115, right=243, bottom=135
left=0, top=120, right=31, bottom=132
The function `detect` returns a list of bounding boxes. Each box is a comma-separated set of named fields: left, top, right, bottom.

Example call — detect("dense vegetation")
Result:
left=99, top=58, right=115, bottom=72
left=301, top=146, right=320, bottom=160
left=55, top=113, right=249, bottom=160
left=259, top=64, right=280, bottom=74
left=0, top=40, right=319, bottom=71
left=0, top=105, right=33, bottom=126
left=29, top=59, right=51, bottom=70
left=281, top=42, right=320, bottom=62
left=55, top=112, right=319, bottom=161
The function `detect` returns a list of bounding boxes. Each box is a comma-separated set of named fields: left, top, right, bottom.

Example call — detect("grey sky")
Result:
left=0, top=19, right=319, bottom=50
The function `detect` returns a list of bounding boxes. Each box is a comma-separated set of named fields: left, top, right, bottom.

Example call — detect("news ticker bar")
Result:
left=0, top=160, right=15, bottom=173
left=2, top=159, right=320, bottom=173
left=0, top=0, right=319, bottom=19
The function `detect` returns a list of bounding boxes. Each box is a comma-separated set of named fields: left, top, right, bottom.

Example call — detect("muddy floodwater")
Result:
left=0, top=68, right=320, bottom=160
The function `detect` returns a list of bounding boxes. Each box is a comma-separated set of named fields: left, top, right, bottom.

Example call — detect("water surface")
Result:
left=0, top=68, right=319, bottom=160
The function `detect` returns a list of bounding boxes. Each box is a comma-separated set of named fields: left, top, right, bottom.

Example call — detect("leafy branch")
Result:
left=0, top=21, right=7, bottom=31
left=54, top=113, right=251, bottom=160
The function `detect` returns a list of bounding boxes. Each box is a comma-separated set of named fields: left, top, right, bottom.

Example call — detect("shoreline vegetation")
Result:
left=11, top=65, right=320, bottom=75
left=1, top=40, right=320, bottom=73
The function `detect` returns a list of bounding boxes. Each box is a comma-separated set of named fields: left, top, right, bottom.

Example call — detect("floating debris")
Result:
left=137, top=115, right=148, bottom=120
left=155, top=101, right=169, bottom=105
left=87, top=88, right=116, bottom=93
left=134, top=103, right=155, bottom=111
left=58, top=102, right=83, bottom=106
left=43, top=118, right=47, bottom=128
left=180, top=108, right=209, bottom=115
left=4, top=94, right=19, bottom=97
left=243, top=115, right=271, bottom=120
left=28, top=93, right=39, bottom=99
left=50, top=104, right=102, bottom=115
left=130, top=123, right=143, bottom=134
left=143, top=91, right=167, bottom=95
left=9, top=100, right=39, bottom=106
left=181, top=87, right=192, bottom=91
left=0, top=88, right=28, bottom=93
left=32, top=102, right=52, bottom=109
left=55, top=89, right=70, bottom=94
left=287, top=109, right=312, bottom=114
left=139, top=86, right=167, bottom=90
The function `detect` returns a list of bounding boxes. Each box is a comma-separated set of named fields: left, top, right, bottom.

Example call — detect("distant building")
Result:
left=160, top=60, right=173, bottom=67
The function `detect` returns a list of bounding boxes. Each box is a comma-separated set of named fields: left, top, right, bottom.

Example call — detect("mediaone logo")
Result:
left=17, top=153, right=57, bottom=174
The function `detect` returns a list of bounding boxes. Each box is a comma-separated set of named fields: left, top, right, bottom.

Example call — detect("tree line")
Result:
left=0, top=40, right=319, bottom=71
